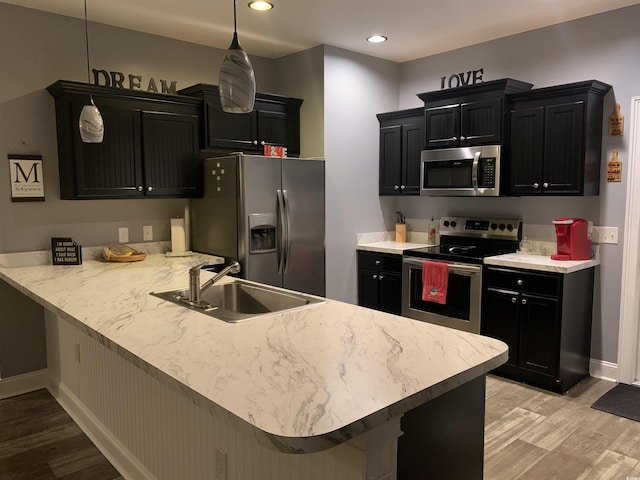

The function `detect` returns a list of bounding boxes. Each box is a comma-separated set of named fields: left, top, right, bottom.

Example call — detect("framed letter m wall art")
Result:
left=9, top=154, right=45, bottom=201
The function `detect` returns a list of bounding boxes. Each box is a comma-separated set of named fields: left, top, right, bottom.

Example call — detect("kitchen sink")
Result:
left=151, top=279, right=324, bottom=322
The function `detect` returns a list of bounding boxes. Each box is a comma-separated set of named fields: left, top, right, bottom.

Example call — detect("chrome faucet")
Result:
left=189, top=261, right=241, bottom=303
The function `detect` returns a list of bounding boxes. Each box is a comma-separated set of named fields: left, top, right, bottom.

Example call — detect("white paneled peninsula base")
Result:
left=0, top=250, right=507, bottom=480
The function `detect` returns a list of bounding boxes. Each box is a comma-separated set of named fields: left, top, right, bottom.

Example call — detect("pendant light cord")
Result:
left=83, top=0, right=93, bottom=101
left=233, top=0, right=237, bottom=34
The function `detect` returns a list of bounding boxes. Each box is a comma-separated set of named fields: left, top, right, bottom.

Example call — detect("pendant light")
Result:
left=218, top=0, right=256, bottom=113
left=78, top=0, right=104, bottom=143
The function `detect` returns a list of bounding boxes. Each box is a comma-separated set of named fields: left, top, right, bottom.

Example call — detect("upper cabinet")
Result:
left=417, top=79, right=533, bottom=149
left=178, top=84, right=303, bottom=157
left=377, top=108, right=424, bottom=195
left=47, top=80, right=202, bottom=200
left=506, top=80, right=611, bottom=196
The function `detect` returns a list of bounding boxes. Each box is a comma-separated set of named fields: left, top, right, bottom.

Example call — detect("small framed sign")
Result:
left=8, top=154, right=45, bottom=201
left=51, top=237, right=83, bottom=265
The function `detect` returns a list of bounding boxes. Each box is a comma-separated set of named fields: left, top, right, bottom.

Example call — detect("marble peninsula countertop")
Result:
left=0, top=245, right=507, bottom=454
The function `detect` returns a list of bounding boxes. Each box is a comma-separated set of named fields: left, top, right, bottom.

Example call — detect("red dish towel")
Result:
left=421, top=261, right=449, bottom=304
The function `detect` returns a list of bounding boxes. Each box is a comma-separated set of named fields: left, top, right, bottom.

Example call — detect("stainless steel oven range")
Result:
left=402, top=216, right=521, bottom=333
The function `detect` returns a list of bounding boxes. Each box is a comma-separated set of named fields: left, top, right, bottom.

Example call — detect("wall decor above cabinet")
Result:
left=417, top=78, right=533, bottom=149
left=47, top=80, right=202, bottom=200
left=506, top=80, right=611, bottom=196
left=178, top=84, right=302, bottom=157
left=377, top=108, right=424, bottom=196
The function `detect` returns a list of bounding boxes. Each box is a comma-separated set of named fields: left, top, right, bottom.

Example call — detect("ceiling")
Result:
left=3, top=0, right=639, bottom=62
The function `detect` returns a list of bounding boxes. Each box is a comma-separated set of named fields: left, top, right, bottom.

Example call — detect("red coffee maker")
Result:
left=551, top=218, right=591, bottom=260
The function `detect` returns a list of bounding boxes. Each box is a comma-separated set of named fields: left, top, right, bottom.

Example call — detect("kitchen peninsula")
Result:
left=0, top=248, right=507, bottom=480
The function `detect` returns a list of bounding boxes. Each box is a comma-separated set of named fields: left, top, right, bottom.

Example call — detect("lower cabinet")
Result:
left=357, top=251, right=402, bottom=315
left=482, top=266, right=595, bottom=393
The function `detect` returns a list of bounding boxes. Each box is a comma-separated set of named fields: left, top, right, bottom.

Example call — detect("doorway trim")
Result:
left=618, top=95, right=640, bottom=385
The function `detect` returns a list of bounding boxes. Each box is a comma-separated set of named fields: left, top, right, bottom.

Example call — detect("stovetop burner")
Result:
left=403, top=216, right=522, bottom=264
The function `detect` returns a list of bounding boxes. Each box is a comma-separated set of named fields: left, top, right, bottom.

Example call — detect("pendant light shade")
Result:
left=79, top=0, right=104, bottom=142
left=219, top=0, right=256, bottom=113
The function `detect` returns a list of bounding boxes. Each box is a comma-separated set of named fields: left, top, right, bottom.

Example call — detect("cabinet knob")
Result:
left=253, top=140, right=258, bottom=145
left=521, top=298, right=528, bottom=305
left=543, top=182, right=549, bottom=189
left=378, top=275, right=384, bottom=280
left=452, top=136, right=458, bottom=142
left=400, top=185, right=405, bottom=190
left=375, top=260, right=381, bottom=265
left=533, top=183, right=540, bottom=189
left=137, top=186, right=143, bottom=192
left=261, top=141, right=266, bottom=146
left=511, top=297, right=517, bottom=303
left=394, top=185, right=400, bottom=190
left=460, top=136, right=466, bottom=141
left=372, top=274, right=378, bottom=280
left=517, top=279, right=524, bottom=286
left=147, top=186, right=154, bottom=192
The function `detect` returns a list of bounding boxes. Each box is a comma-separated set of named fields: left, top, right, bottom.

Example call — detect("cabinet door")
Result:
left=71, top=102, right=143, bottom=199
left=358, top=267, right=380, bottom=310
left=482, top=288, right=520, bottom=368
left=379, top=125, right=403, bottom=195
left=257, top=110, right=288, bottom=148
left=379, top=272, right=402, bottom=315
left=518, top=294, right=560, bottom=377
left=205, top=100, right=258, bottom=150
left=508, top=106, right=545, bottom=195
left=424, top=105, right=460, bottom=149
left=460, top=98, right=502, bottom=145
left=142, top=112, right=202, bottom=197
left=543, top=101, right=585, bottom=195
left=401, top=120, right=423, bottom=195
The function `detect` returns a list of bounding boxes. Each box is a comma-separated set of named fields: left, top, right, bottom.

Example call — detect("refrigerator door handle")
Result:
left=276, top=189, right=286, bottom=274
left=282, top=189, right=292, bottom=273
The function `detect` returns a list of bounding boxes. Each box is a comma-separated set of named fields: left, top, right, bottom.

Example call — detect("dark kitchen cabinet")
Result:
left=357, top=251, right=402, bottom=315
left=47, top=80, right=202, bottom=199
left=418, top=78, right=532, bottom=149
left=377, top=108, right=423, bottom=195
left=482, top=265, right=595, bottom=393
left=507, top=80, right=611, bottom=196
left=178, top=84, right=303, bottom=156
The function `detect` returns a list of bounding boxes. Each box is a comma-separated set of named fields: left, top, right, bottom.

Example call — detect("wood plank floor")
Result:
left=0, top=389, right=122, bottom=480
left=1, top=376, right=639, bottom=479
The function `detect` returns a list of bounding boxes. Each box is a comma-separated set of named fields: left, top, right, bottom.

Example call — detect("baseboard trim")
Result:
left=0, top=369, right=48, bottom=400
left=590, top=358, right=618, bottom=383
left=49, top=381, right=156, bottom=480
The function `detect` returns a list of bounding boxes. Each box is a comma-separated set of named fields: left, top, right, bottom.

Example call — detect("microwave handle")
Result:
left=471, top=151, right=481, bottom=190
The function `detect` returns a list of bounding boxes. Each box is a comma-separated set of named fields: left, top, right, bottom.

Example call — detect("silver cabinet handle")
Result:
left=137, top=186, right=143, bottom=192
left=521, top=298, right=528, bottom=305
left=147, top=186, right=153, bottom=192
left=543, top=182, right=549, bottom=188
left=533, top=183, right=540, bottom=189
left=517, top=279, right=524, bottom=286
left=511, top=297, right=517, bottom=303
left=372, top=274, right=378, bottom=280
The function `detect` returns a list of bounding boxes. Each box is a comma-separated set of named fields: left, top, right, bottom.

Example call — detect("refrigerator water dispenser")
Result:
left=249, top=213, right=276, bottom=253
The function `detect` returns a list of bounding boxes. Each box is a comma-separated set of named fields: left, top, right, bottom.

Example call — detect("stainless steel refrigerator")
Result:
left=191, top=154, right=325, bottom=297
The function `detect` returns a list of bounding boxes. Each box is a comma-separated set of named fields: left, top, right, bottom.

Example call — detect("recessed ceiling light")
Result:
left=248, top=1, right=274, bottom=10
left=367, top=35, right=387, bottom=44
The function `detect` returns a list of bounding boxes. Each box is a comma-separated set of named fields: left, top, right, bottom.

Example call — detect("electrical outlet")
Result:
left=593, top=226, right=619, bottom=244
left=118, top=227, right=129, bottom=243
left=143, top=225, right=153, bottom=241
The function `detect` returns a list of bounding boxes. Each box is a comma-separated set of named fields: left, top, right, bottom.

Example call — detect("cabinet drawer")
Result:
left=357, top=251, right=402, bottom=273
left=485, top=267, right=560, bottom=297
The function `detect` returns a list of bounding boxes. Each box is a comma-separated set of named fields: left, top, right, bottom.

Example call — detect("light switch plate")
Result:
left=143, top=225, right=153, bottom=241
left=118, top=227, right=129, bottom=243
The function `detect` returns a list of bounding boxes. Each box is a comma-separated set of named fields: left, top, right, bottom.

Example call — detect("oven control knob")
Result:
left=491, top=223, right=498, bottom=230
left=443, top=220, right=450, bottom=227
left=506, top=224, right=514, bottom=232
left=498, top=223, right=505, bottom=230
left=450, top=221, right=457, bottom=228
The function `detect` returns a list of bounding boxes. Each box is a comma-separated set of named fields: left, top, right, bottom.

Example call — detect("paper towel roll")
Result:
left=170, top=218, right=186, bottom=254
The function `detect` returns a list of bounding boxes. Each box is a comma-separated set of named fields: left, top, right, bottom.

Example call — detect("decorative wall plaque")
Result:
left=8, top=154, right=45, bottom=201
left=607, top=149, right=622, bottom=183
left=51, top=237, right=83, bottom=265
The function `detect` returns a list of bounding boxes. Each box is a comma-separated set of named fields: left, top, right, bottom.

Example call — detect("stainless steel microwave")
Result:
left=420, top=145, right=501, bottom=196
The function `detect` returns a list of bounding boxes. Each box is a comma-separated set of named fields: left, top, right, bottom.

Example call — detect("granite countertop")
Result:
left=484, top=253, right=599, bottom=273
left=0, top=249, right=507, bottom=454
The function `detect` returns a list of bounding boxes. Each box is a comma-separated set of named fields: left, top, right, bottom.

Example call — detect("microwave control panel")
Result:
left=479, top=158, right=496, bottom=188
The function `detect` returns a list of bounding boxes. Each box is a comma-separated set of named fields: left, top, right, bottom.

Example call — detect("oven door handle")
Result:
left=472, top=151, right=481, bottom=191
left=403, top=257, right=482, bottom=275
